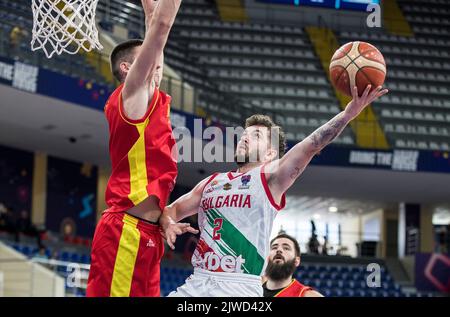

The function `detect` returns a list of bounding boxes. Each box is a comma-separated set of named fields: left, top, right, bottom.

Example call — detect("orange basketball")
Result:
left=329, top=41, right=386, bottom=97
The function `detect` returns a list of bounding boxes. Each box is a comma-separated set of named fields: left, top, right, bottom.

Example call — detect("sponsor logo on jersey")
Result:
left=239, top=175, right=251, bottom=190
left=205, top=180, right=219, bottom=194
left=194, top=251, right=246, bottom=273
left=223, top=183, right=232, bottom=191
left=201, top=194, right=251, bottom=210
left=146, top=238, right=155, bottom=247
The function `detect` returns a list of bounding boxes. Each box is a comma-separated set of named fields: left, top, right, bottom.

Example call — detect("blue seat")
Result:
left=170, top=282, right=179, bottom=291
left=350, top=273, right=362, bottom=281
left=328, top=266, right=339, bottom=273
left=161, top=267, right=170, bottom=275
left=168, top=267, right=177, bottom=275
left=70, top=253, right=80, bottom=263
left=60, top=251, right=70, bottom=262
left=389, top=291, right=401, bottom=297
left=350, top=266, right=363, bottom=274
left=342, top=280, right=355, bottom=289
left=160, top=275, right=170, bottom=283
left=310, top=272, right=320, bottom=279
left=80, top=254, right=90, bottom=264
left=330, top=272, right=339, bottom=280
left=322, top=289, right=332, bottom=297
left=317, top=265, right=328, bottom=272
left=367, top=290, right=378, bottom=297
left=383, top=275, right=393, bottom=283
left=176, top=275, right=186, bottom=284
left=319, top=272, right=331, bottom=279
left=311, top=279, right=322, bottom=288
left=21, top=245, right=32, bottom=256
left=324, top=280, right=333, bottom=288
left=355, top=289, right=366, bottom=297
left=343, top=289, right=355, bottom=297
left=302, top=265, right=313, bottom=272
left=379, top=290, right=389, bottom=297
left=332, top=289, right=343, bottom=297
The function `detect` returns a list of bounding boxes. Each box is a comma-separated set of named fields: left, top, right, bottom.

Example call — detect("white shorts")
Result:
left=167, top=268, right=263, bottom=297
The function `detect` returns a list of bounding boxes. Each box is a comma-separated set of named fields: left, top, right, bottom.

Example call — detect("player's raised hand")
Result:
left=164, top=222, right=199, bottom=250
left=345, top=85, right=389, bottom=119
left=141, top=0, right=159, bottom=18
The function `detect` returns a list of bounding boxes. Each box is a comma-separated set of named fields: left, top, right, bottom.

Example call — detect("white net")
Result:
left=31, top=0, right=103, bottom=58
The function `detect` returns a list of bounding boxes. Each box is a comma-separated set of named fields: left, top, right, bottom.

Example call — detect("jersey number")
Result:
left=212, top=218, right=223, bottom=240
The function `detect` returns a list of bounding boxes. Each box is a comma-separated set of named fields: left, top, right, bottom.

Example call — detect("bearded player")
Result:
left=263, top=234, right=323, bottom=297
left=160, top=84, right=387, bottom=296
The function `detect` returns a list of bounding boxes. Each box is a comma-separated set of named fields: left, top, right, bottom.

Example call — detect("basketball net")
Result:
left=31, top=0, right=103, bottom=58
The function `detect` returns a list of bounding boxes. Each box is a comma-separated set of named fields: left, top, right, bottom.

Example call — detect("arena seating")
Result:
left=337, top=0, right=450, bottom=151
left=2, top=0, right=448, bottom=150
left=1, top=237, right=91, bottom=264
left=168, top=0, right=355, bottom=144
left=158, top=261, right=438, bottom=297
left=2, top=237, right=439, bottom=297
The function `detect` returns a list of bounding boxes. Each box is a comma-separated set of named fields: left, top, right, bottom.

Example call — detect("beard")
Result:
left=234, top=149, right=261, bottom=167
left=234, top=151, right=249, bottom=167
left=265, top=258, right=297, bottom=282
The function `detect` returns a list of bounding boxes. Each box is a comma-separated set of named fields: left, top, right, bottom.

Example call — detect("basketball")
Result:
left=329, top=41, right=386, bottom=97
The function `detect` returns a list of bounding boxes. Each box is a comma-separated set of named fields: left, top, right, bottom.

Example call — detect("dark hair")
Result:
left=110, top=39, right=143, bottom=82
left=245, top=114, right=287, bottom=158
left=270, top=233, right=301, bottom=257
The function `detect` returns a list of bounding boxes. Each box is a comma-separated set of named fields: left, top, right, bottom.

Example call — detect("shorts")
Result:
left=168, top=268, right=263, bottom=297
left=86, top=211, right=164, bottom=297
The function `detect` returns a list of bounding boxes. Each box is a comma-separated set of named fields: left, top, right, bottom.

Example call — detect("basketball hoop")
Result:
left=31, top=0, right=103, bottom=58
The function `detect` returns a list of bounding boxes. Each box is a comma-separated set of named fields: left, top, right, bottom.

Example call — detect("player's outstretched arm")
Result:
left=267, top=85, right=388, bottom=200
left=122, top=0, right=182, bottom=119
left=142, top=0, right=159, bottom=31
left=159, top=177, right=211, bottom=249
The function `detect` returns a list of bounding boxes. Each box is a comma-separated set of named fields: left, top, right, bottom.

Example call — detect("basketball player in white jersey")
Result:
left=160, top=85, right=388, bottom=296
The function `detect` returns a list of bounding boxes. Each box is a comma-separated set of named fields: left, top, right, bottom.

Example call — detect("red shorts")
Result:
left=86, top=212, right=164, bottom=297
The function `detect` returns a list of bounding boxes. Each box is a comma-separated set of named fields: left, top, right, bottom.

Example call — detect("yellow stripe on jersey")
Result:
left=125, top=92, right=160, bottom=206
left=110, top=214, right=140, bottom=297
left=127, top=117, right=150, bottom=206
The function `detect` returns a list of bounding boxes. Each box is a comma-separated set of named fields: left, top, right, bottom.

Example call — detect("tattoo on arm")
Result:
left=308, top=114, right=348, bottom=154
left=284, top=112, right=350, bottom=184
left=290, top=167, right=302, bottom=180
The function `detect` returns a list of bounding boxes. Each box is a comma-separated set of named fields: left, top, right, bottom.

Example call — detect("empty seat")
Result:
left=381, top=109, right=392, bottom=117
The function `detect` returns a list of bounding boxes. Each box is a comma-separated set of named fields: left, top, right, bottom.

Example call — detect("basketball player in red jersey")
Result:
left=263, top=234, right=323, bottom=297
left=87, top=0, right=197, bottom=297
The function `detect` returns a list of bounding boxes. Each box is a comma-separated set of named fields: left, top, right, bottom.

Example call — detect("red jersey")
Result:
left=275, top=279, right=313, bottom=297
left=104, top=85, right=178, bottom=213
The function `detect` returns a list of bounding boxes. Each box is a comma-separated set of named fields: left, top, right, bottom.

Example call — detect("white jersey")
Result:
left=191, top=164, right=285, bottom=277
